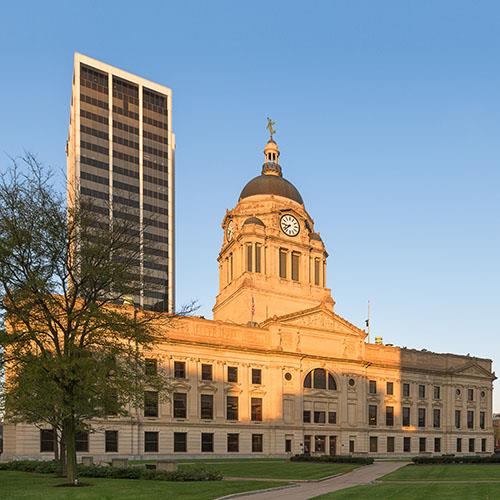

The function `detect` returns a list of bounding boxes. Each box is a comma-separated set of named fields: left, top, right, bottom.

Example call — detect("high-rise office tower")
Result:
left=67, top=53, right=174, bottom=312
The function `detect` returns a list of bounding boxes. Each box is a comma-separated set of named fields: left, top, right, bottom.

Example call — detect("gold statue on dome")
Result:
left=266, top=117, right=276, bottom=140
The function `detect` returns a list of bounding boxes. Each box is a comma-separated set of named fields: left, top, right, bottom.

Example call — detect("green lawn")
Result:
left=380, top=464, right=500, bottom=481
left=181, top=460, right=359, bottom=480
left=0, top=471, right=287, bottom=500
left=314, top=483, right=500, bottom=499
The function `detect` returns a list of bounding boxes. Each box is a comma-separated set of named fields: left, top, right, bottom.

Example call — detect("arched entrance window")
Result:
left=303, top=369, right=337, bottom=390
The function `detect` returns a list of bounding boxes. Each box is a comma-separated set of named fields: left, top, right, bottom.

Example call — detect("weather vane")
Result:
left=266, top=117, right=276, bottom=140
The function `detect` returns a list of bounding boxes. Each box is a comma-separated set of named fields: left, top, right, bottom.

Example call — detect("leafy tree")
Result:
left=0, top=154, right=192, bottom=484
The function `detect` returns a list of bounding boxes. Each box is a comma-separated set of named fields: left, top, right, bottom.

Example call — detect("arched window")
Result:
left=303, top=369, right=337, bottom=391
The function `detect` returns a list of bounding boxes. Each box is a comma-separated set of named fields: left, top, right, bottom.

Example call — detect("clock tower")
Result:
left=213, top=131, right=334, bottom=325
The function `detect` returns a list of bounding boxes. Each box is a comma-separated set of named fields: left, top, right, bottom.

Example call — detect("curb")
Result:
left=216, top=483, right=297, bottom=500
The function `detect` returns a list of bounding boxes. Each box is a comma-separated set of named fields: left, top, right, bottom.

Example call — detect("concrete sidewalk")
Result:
left=222, top=461, right=410, bottom=500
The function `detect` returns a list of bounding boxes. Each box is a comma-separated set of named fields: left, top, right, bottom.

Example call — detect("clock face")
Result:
left=280, top=214, right=300, bottom=237
left=226, top=221, right=234, bottom=242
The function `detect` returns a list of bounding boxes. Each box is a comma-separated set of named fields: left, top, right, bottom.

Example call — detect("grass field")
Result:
left=380, top=463, right=500, bottom=481
left=0, top=471, right=288, bottom=500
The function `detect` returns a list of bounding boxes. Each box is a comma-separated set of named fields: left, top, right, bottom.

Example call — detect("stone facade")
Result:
left=2, top=137, right=494, bottom=460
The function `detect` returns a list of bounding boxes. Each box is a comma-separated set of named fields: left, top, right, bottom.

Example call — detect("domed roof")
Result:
left=243, top=216, right=265, bottom=226
left=239, top=174, right=304, bottom=205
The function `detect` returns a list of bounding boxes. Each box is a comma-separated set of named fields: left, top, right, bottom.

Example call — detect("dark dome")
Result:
left=239, top=175, right=304, bottom=205
left=243, top=216, right=265, bottom=227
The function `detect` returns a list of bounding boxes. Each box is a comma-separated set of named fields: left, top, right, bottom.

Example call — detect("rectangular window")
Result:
left=315, top=435, right=326, bottom=453
left=434, top=386, right=441, bottom=400
left=40, top=429, right=55, bottom=453
left=467, top=410, right=474, bottom=429
left=468, top=388, right=474, bottom=401
left=246, top=244, right=253, bottom=272
left=144, top=391, right=159, bottom=417
left=482, top=438, right=486, bottom=452
left=303, top=410, right=311, bottom=423
left=228, top=366, right=238, bottom=383
left=291, top=252, right=300, bottom=281
left=279, top=249, right=287, bottom=279
left=251, top=397, right=263, bottom=422
left=304, top=435, right=312, bottom=454
left=255, top=244, right=262, bottom=273
left=418, top=408, right=426, bottom=428
left=252, top=368, right=262, bottom=385
left=433, top=408, right=441, bottom=428
left=469, top=438, right=475, bottom=453
left=455, top=410, right=461, bottom=429
left=201, top=433, right=214, bottom=453
left=314, top=411, right=326, bottom=424
left=369, top=436, right=378, bottom=453
left=174, top=361, right=186, bottom=379
left=227, top=396, right=239, bottom=421
left=328, top=411, right=337, bottom=424
left=75, top=431, right=89, bottom=452
left=145, top=358, right=158, bottom=376
left=480, top=412, right=485, bottom=430
left=201, top=364, right=213, bottom=381
left=314, top=258, right=320, bottom=286
left=419, top=437, right=426, bottom=453
left=387, top=436, right=395, bottom=453
left=252, top=434, right=263, bottom=452
left=402, top=407, right=411, bottom=427
left=369, top=380, right=377, bottom=394
left=386, top=406, right=394, bottom=426
left=368, top=405, right=377, bottom=426
left=386, top=382, right=394, bottom=395
left=457, top=438, right=462, bottom=452
left=174, top=432, right=187, bottom=453
left=404, top=437, right=411, bottom=453
left=105, top=430, right=118, bottom=453
left=285, top=439, right=292, bottom=453
left=434, top=437, right=441, bottom=453
left=403, top=383, right=410, bottom=397
left=144, top=431, right=159, bottom=452
left=418, top=385, right=426, bottom=399
left=173, top=393, right=187, bottom=419
left=227, top=433, right=239, bottom=452
left=201, top=394, right=214, bottom=420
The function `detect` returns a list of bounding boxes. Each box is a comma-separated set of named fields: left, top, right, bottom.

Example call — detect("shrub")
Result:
left=412, top=455, right=500, bottom=465
left=290, top=454, right=374, bottom=465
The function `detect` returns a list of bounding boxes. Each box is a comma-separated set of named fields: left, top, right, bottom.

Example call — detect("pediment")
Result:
left=451, top=361, right=493, bottom=379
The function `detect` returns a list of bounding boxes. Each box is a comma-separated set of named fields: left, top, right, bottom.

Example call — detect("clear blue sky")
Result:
left=1, top=1, right=499, bottom=409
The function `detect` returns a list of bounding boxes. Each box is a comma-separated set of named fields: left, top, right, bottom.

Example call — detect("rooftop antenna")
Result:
left=365, top=300, right=371, bottom=343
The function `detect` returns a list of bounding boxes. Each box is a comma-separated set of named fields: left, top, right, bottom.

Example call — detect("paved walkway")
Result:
left=225, top=461, right=410, bottom=500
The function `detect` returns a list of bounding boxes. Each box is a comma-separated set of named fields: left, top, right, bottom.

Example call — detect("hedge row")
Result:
left=0, top=460, right=222, bottom=481
left=412, top=455, right=500, bottom=465
left=290, top=454, right=374, bottom=465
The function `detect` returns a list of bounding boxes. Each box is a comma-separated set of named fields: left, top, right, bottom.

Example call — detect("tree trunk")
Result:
left=60, top=429, right=67, bottom=477
left=53, top=426, right=59, bottom=462
left=63, top=417, right=77, bottom=485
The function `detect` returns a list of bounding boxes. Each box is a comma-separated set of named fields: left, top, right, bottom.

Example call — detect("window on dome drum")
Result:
left=418, top=385, right=426, bottom=399
left=314, top=258, right=320, bottom=286
left=418, top=408, right=426, bottom=428
left=246, top=244, right=253, bottom=272
left=480, top=411, right=485, bottom=429
left=455, top=410, right=461, bottom=429
left=279, top=248, right=287, bottom=279
left=456, top=438, right=462, bottom=452
left=386, top=382, right=394, bottom=395
left=255, top=243, right=262, bottom=273
left=467, top=410, right=474, bottom=429
left=105, top=431, right=118, bottom=453
left=368, top=405, right=377, bottom=426
left=434, top=437, right=441, bottom=453
left=433, top=408, right=440, bottom=428
left=76, top=431, right=89, bottom=452
left=201, top=394, right=214, bottom=419
left=228, top=366, right=238, bottom=383
left=402, top=407, right=410, bottom=427
left=369, top=380, right=377, bottom=394
left=386, top=406, right=394, bottom=426
left=419, top=437, right=426, bottom=452
left=145, top=358, right=157, bottom=376
left=174, top=432, right=187, bottom=452
left=404, top=437, right=411, bottom=453
left=291, top=252, right=300, bottom=281
left=403, top=383, right=410, bottom=397
left=251, top=398, right=262, bottom=421
left=303, top=369, right=337, bottom=390
left=174, top=361, right=186, bottom=379
left=201, top=363, right=213, bottom=381
left=252, top=368, right=262, bottom=385
left=144, top=391, right=159, bottom=417
left=201, top=433, right=214, bottom=452
left=173, top=392, right=187, bottom=419
left=252, top=434, right=263, bottom=452
left=40, top=429, right=54, bottom=453
left=144, top=431, right=158, bottom=452
left=434, top=386, right=441, bottom=399
left=227, top=396, right=239, bottom=420
left=387, top=436, right=395, bottom=452
left=227, top=433, right=239, bottom=452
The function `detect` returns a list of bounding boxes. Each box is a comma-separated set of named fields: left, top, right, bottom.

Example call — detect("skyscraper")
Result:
left=67, top=53, right=174, bottom=312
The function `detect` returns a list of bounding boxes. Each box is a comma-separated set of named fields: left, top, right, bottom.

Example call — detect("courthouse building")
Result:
left=3, top=135, right=495, bottom=459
